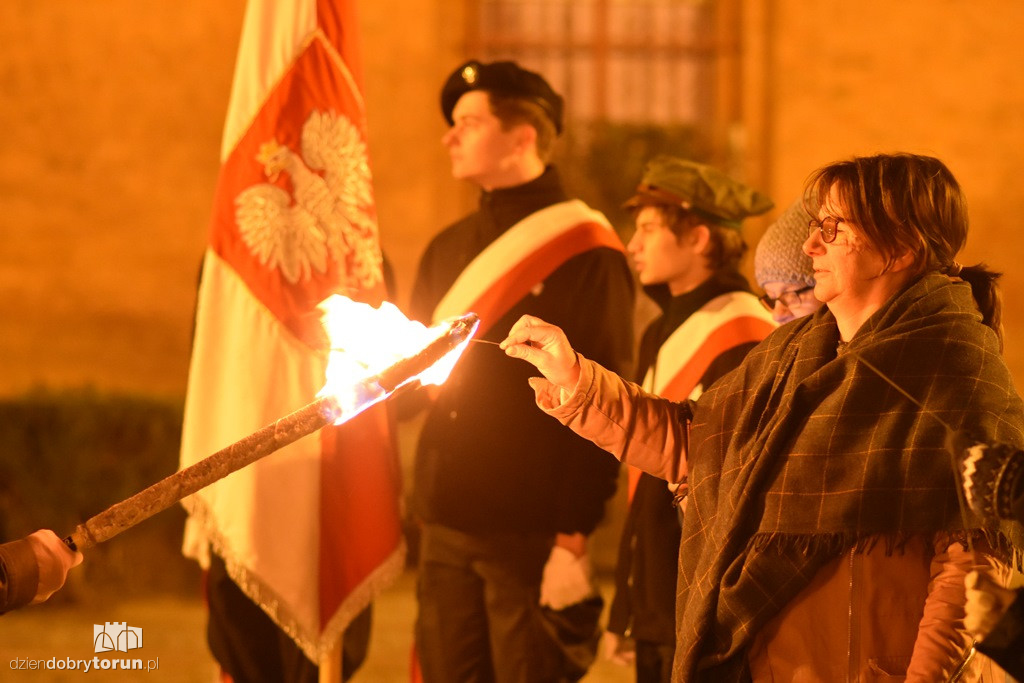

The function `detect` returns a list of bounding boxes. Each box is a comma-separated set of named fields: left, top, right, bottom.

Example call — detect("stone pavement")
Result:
left=1, top=570, right=632, bottom=682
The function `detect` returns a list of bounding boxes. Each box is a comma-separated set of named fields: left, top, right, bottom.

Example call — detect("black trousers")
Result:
left=206, top=553, right=370, bottom=683
left=635, top=640, right=674, bottom=683
left=414, top=523, right=568, bottom=683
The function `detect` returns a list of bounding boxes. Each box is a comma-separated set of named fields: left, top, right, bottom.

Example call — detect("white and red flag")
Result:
left=179, top=0, right=403, bottom=664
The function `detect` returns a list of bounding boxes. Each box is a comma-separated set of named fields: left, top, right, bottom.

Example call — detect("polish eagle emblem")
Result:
left=235, top=110, right=383, bottom=290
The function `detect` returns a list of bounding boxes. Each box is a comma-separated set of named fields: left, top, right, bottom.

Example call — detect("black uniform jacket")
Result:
left=409, top=167, right=635, bottom=536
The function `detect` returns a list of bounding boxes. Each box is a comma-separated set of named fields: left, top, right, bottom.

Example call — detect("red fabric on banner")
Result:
left=188, top=0, right=403, bottom=663
left=316, top=0, right=361, bottom=78
left=319, top=408, right=401, bottom=629
left=210, top=37, right=378, bottom=346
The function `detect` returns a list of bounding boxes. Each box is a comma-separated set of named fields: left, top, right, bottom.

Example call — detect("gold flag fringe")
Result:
left=184, top=495, right=407, bottom=664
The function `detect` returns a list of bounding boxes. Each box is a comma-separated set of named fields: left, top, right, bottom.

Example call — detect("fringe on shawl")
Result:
left=749, top=528, right=1024, bottom=571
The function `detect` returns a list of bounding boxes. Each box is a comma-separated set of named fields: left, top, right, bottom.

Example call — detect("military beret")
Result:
left=754, top=199, right=816, bottom=288
left=440, top=59, right=565, bottom=134
left=625, top=155, right=773, bottom=229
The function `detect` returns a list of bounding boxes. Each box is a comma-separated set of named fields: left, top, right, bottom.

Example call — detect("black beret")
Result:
left=440, top=59, right=564, bottom=134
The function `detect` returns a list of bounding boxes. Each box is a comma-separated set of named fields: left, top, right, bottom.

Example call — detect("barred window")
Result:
left=464, top=0, right=740, bottom=224
left=466, top=0, right=725, bottom=127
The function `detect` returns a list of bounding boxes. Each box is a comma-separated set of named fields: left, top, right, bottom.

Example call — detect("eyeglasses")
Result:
left=808, top=216, right=845, bottom=243
left=759, top=285, right=815, bottom=312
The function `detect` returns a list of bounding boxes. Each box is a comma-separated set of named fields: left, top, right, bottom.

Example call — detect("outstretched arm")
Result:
left=500, top=314, right=582, bottom=390
left=501, top=315, right=691, bottom=484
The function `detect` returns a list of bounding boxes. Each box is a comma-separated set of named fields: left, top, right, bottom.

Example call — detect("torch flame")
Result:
left=317, top=294, right=479, bottom=422
left=62, top=296, right=481, bottom=551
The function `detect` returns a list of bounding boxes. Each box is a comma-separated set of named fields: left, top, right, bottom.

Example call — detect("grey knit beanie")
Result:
left=754, top=199, right=816, bottom=288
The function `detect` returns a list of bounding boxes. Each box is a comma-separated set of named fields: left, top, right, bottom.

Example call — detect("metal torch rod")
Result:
left=63, top=311, right=480, bottom=552
left=66, top=395, right=342, bottom=551
left=376, top=313, right=478, bottom=392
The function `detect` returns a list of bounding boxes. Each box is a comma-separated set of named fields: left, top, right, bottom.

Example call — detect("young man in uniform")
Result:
left=604, top=156, right=774, bottom=682
left=408, top=60, right=636, bottom=682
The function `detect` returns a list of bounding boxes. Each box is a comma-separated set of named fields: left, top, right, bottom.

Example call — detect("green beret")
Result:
left=440, top=59, right=564, bottom=134
left=625, top=155, right=773, bottom=229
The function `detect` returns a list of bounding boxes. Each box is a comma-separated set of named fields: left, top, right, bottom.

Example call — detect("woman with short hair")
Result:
left=502, top=153, right=1024, bottom=681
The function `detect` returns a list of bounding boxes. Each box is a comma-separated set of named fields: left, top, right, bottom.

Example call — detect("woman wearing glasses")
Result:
left=754, top=199, right=822, bottom=323
left=500, top=153, right=1024, bottom=681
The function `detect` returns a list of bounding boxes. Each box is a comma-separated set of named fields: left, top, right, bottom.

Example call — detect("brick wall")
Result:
left=4, top=0, right=1024, bottom=396
left=748, top=0, right=1024, bottom=382
left=0, top=1, right=243, bottom=397
left=0, top=1, right=468, bottom=398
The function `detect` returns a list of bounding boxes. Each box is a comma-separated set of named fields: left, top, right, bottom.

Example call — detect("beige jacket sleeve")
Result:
left=531, top=354, right=691, bottom=484
left=905, top=539, right=993, bottom=682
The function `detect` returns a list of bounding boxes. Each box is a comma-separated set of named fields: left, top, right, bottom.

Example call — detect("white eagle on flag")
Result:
left=235, top=110, right=383, bottom=290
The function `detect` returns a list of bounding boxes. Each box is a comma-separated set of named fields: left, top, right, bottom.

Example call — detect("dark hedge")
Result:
left=0, top=389, right=200, bottom=600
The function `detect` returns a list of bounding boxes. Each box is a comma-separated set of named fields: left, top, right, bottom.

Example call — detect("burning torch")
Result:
left=64, top=303, right=480, bottom=551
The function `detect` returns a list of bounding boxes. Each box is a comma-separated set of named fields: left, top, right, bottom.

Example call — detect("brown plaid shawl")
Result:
left=676, top=272, right=1024, bottom=682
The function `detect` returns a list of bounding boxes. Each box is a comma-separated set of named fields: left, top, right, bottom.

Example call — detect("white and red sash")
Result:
left=431, top=199, right=625, bottom=334
left=629, top=291, right=776, bottom=498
